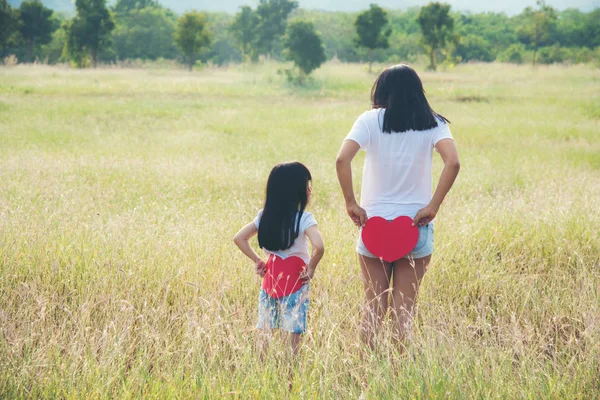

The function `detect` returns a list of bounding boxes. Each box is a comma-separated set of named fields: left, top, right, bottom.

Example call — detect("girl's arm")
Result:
left=233, top=223, right=266, bottom=276
left=336, top=140, right=368, bottom=227
left=413, top=138, right=460, bottom=226
left=299, top=225, right=325, bottom=284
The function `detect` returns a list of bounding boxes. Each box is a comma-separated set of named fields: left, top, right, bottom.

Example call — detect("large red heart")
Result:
left=262, top=254, right=306, bottom=299
left=361, top=216, right=419, bottom=262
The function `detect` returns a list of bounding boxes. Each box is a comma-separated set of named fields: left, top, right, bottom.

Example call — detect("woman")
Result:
left=336, top=64, right=460, bottom=349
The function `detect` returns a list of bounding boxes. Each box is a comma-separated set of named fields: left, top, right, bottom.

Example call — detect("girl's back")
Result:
left=253, top=209, right=316, bottom=264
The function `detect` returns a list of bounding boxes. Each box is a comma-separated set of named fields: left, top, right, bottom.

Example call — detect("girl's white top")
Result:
left=345, top=108, right=454, bottom=220
left=254, top=210, right=317, bottom=264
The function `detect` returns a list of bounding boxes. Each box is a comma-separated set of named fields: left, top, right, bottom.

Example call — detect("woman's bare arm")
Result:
left=413, top=138, right=460, bottom=226
left=336, top=140, right=368, bottom=227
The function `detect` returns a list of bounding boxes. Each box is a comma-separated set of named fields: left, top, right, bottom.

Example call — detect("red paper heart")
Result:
left=262, top=255, right=306, bottom=299
left=361, top=216, right=419, bottom=262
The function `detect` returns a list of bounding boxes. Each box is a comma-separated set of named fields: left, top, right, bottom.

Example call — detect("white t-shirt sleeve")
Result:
left=344, top=112, right=370, bottom=149
left=299, top=212, right=317, bottom=232
left=432, top=120, right=454, bottom=147
left=253, top=209, right=263, bottom=229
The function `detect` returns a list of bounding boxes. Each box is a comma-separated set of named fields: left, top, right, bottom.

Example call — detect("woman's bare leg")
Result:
left=359, top=254, right=393, bottom=350
left=390, top=255, right=430, bottom=349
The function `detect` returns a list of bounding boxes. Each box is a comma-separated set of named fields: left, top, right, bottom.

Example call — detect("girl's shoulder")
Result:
left=253, top=209, right=263, bottom=228
left=300, top=210, right=314, bottom=220
left=299, top=211, right=317, bottom=231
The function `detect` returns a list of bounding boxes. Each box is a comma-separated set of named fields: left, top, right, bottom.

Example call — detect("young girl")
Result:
left=336, top=64, right=460, bottom=350
left=234, top=161, right=324, bottom=357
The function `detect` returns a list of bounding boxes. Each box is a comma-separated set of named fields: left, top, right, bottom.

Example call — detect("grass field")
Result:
left=1, top=62, right=599, bottom=398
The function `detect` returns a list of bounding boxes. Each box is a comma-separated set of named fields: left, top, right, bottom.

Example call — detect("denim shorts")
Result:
left=257, top=284, right=310, bottom=334
left=356, top=223, right=434, bottom=260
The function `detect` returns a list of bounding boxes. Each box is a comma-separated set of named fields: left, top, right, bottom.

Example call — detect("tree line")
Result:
left=1, top=0, right=599, bottom=74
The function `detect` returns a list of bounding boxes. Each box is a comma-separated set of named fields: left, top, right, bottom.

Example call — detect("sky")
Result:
left=175, top=0, right=599, bottom=14
left=9, top=0, right=600, bottom=14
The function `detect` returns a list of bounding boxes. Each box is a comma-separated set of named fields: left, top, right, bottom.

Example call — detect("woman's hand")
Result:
left=346, top=202, right=368, bottom=227
left=255, top=258, right=266, bottom=277
left=413, top=205, right=438, bottom=227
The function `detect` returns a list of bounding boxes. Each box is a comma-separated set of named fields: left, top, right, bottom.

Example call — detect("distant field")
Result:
left=0, top=62, right=599, bottom=398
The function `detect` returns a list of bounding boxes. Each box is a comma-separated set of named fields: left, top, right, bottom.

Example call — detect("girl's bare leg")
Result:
left=283, top=332, right=302, bottom=358
left=256, top=329, right=273, bottom=361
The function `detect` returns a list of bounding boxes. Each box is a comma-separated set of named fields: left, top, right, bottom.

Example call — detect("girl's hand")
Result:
left=346, top=203, right=368, bottom=227
left=299, top=266, right=315, bottom=284
left=255, top=259, right=266, bottom=277
left=413, top=206, right=438, bottom=227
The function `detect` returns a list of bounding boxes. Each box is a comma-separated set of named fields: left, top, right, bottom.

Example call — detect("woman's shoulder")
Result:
left=352, top=108, right=384, bottom=134
left=434, top=114, right=449, bottom=127
left=431, top=115, right=452, bottom=134
left=358, top=108, right=383, bottom=122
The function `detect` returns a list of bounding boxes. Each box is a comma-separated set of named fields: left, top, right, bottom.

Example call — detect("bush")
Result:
left=3, top=54, right=18, bottom=66
left=455, top=34, right=494, bottom=62
left=497, top=43, right=526, bottom=64
left=557, top=46, right=600, bottom=64
left=537, top=45, right=568, bottom=64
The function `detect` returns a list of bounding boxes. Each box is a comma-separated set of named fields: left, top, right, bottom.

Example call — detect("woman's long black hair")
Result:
left=258, top=162, right=312, bottom=251
left=371, top=64, right=449, bottom=133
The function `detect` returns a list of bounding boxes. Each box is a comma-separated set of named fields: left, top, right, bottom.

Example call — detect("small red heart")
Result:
left=361, top=216, right=419, bottom=262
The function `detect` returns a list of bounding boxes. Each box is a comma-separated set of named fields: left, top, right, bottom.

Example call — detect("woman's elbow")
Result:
left=446, top=158, right=460, bottom=171
left=336, top=156, right=349, bottom=171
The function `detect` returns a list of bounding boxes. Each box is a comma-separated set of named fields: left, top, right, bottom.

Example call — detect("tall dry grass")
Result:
left=0, top=62, right=599, bottom=398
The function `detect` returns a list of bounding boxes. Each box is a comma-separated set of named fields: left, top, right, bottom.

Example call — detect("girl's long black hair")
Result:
left=258, top=162, right=312, bottom=251
left=371, top=64, right=449, bottom=133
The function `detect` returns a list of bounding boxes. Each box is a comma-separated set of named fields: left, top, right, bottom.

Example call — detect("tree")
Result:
left=112, top=0, right=158, bottom=15
left=63, top=19, right=86, bottom=67
left=417, top=2, right=454, bottom=71
left=174, top=11, right=212, bottom=71
left=19, top=0, right=56, bottom=62
left=113, top=7, right=178, bottom=60
left=517, top=0, right=557, bottom=66
left=40, top=19, right=68, bottom=64
left=229, top=6, right=259, bottom=61
left=65, top=0, right=115, bottom=68
left=255, top=0, right=298, bottom=58
left=354, top=4, right=391, bottom=72
left=0, top=0, right=21, bottom=58
left=284, top=20, right=326, bottom=82
left=583, top=9, right=600, bottom=49
left=454, top=12, right=518, bottom=60
left=203, top=12, right=241, bottom=66
left=454, top=34, right=493, bottom=62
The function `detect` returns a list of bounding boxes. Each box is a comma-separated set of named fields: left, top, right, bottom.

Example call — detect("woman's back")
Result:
left=345, top=108, right=453, bottom=220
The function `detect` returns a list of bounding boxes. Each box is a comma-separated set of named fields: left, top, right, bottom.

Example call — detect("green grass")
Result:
left=1, top=62, right=599, bottom=398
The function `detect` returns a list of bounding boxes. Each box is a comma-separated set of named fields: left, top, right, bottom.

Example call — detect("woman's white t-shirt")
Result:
left=345, top=108, right=454, bottom=220
left=253, top=210, right=317, bottom=264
